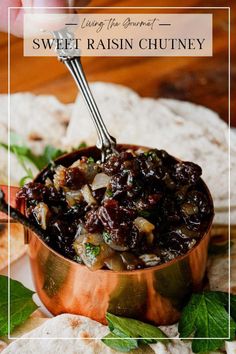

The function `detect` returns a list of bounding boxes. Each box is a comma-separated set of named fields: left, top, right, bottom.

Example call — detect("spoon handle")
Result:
left=53, top=28, right=117, bottom=162
left=64, top=57, right=117, bottom=161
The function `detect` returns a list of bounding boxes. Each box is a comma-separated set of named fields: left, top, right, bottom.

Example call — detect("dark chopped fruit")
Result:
left=85, top=208, right=103, bottom=233
left=65, top=167, right=86, bottom=189
left=172, top=161, right=202, bottom=185
left=103, top=151, right=134, bottom=176
left=98, top=200, right=138, bottom=250
left=17, top=148, right=213, bottom=270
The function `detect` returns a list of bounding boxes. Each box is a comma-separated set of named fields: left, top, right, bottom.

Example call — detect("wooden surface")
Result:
left=0, top=0, right=235, bottom=126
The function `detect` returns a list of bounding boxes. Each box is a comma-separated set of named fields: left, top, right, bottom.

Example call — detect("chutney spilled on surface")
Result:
left=17, top=148, right=213, bottom=271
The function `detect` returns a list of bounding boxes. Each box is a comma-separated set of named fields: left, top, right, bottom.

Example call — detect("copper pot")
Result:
left=3, top=145, right=214, bottom=325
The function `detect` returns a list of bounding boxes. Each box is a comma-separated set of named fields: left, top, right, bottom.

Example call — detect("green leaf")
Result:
left=102, top=231, right=112, bottom=243
left=76, top=142, right=87, bottom=150
left=0, top=275, right=38, bottom=336
left=102, top=332, right=138, bottom=352
left=230, top=294, right=236, bottom=321
left=106, top=313, right=168, bottom=343
left=19, top=174, right=34, bottom=187
left=178, top=291, right=236, bottom=353
left=85, top=243, right=100, bottom=258
left=87, top=157, right=95, bottom=164
left=0, top=138, right=66, bottom=184
left=106, top=189, right=113, bottom=197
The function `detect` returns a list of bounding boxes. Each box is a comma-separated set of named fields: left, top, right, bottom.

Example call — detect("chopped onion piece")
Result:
left=81, top=184, right=97, bottom=205
left=71, top=159, right=98, bottom=183
left=134, top=217, right=155, bottom=233
left=73, top=232, right=114, bottom=271
left=33, top=202, right=49, bottom=230
left=53, top=165, right=66, bottom=190
left=65, top=190, right=83, bottom=206
left=139, top=254, right=161, bottom=267
left=91, top=173, right=111, bottom=190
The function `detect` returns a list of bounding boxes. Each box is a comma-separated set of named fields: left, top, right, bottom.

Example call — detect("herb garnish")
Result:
left=0, top=137, right=65, bottom=186
left=106, top=189, right=113, bottom=197
left=102, top=312, right=168, bottom=352
left=0, top=134, right=88, bottom=186
left=87, top=156, right=95, bottom=164
left=84, top=243, right=100, bottom=258
left=0, top=275, right=38, bottom=336
left=102, top=292, right=236, bottom=353
left=178, top=291, right=236, bottom=353
left=102, top=231, right=112, bottom=243
left=102, top=332, right=139, bottom=352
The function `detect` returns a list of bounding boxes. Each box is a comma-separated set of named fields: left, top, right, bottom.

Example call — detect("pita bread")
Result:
left=0, top=92, right=72, bottom=185
left=1, top=313, right=193, bottom=354
left=2, top=310, right=48, bottom=345
left=1, top=314, right=150, bottom=354
left=63, top=82, right=235, bottom=224
left=0, top=93, right=72, bottom=152
left=207, top=236, right=236, bottom=294
left=0, top=223, right=26, bottom=271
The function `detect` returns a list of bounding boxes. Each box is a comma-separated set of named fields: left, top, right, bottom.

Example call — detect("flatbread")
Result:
left=207, top=238, right=236, bottom=294
left=0, top=93, right=72, bottom=185
left=63, top=82, right=235, bottom=224
left=0, top=93, right=72, bottom=152
left=1, top=314, right=151, bottom=354
left=1, top=313, right=193, bottom=354
left=0, top=223, right=26, bottom=271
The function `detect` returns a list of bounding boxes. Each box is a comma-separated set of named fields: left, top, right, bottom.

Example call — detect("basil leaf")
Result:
left=106, top=313, right=168, bottom=343
left=178, top=292, right=236, bottom=353
left=102, top=332, right=138, bottom=352
left=0, top=276, right=38, bottom=336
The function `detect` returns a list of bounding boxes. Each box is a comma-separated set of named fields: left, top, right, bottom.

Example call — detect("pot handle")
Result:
left=0, top=184, right=29, bottom=244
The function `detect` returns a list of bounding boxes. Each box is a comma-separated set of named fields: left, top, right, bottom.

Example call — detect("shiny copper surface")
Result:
left=1, top=145, right=214, bottom=325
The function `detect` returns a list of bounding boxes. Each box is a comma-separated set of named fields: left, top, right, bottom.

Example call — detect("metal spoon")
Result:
left=53, top=28, right=117, bottom=162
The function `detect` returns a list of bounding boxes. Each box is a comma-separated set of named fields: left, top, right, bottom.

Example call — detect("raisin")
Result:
left=172, top=162, right=202, bottom=185
left=85, top=208, right=103, bottom=233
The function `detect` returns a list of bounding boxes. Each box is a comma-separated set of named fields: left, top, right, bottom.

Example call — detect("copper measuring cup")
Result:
left=1, top=144, right=214, bottom=325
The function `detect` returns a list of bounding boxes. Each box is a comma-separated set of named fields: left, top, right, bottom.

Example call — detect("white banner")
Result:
left=24, top=13, right=212, bottom=57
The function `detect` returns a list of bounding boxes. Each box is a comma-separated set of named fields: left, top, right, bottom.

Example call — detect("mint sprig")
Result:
left=0, top=275, right=38, bottom=336
left=178, top=291, right=236, bottom=353
left=102, top=332, right=138, bottom=352
left=102, top=312, right=168, bottom=352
